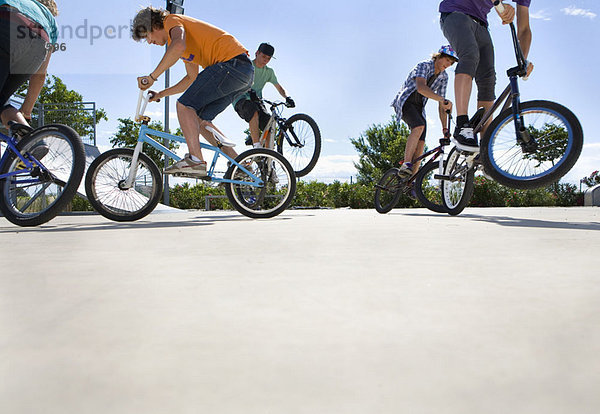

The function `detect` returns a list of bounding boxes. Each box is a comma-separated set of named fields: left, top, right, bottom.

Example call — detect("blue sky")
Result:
left=50, top=0, right=599, bottom=185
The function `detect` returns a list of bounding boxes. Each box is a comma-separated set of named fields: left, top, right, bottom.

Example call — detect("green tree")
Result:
left=17, top=75, right=108, bottom=139
left=525, top=123, right=568, bottom=167
left=110, top=117, right=181, bottom=170
left=350, top=117, right=409, bottom=184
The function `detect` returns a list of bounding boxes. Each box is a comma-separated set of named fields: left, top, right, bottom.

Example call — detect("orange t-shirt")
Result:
left=163, top=14, right=247, bottom=68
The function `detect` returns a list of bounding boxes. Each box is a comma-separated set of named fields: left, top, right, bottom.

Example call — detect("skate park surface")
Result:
left=1, top=207, right=599, bottom=413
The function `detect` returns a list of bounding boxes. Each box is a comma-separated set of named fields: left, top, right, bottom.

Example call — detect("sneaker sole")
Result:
left=451, top=138, right=480, bottom=153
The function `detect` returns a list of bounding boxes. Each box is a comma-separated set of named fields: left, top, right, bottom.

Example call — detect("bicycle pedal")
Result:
left=434, top=174, right=451, bottom=180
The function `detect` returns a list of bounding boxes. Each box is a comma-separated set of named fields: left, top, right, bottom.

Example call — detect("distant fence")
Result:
left=6, top=96, right=98, bottom=146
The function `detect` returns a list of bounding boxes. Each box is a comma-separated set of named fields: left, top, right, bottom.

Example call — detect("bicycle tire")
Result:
left=85, top=148, right=162, bottom=222
left=413, top=161, right=448, bottom=213
left=225, top=148, right=296, bottom=219
left=0, top=124, right=85, bottom=227
left=480, top=100, right=583, bottom=189
left=277, top=113, right=321, bottom=177
left=441, top=147, right=475, bottom=216
left=374, top=168, right=403, bottom=214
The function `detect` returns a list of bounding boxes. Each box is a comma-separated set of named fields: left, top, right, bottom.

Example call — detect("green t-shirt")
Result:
left=0, top=0, right=58, bottom=43
left=233, top=61, right=278, bottom=106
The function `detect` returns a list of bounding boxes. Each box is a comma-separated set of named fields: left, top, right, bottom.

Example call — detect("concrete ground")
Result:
left=1, top=207, right=599, bottom=414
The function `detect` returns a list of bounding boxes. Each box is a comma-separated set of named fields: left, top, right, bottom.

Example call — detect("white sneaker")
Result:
left=164, top=154, right=207, bottom=176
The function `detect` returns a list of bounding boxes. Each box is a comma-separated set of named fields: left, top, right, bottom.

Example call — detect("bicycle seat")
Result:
left=205, top=126, right=236, bottom=148
left=8, top=121, right=33, bottom=139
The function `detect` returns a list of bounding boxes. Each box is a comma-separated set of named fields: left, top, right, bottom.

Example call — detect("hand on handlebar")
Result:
left=524, top=61, right=534, bottom=79
left=285, top=96, right=295, bottom=108
left=495, top=2, right=515, bottom=25
left=148, top=90, right=162, bottom=103
left=441, top=99, right=453, bottom=113
left=137, top=75, right=154, bottom=91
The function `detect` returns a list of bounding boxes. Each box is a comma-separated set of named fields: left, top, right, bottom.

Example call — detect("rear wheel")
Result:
left=0, top=124, right=85, bottom=226
left=276, top=113, right=321, bottom=177
left=225, top=148, right=296, bottom=219
left=441, top=147, right=475, bottom=216
left=374, top=168, right=403, bottom=214
left=413, top=161, right=447, bottom=213
left=480, top=100, right=583, bottom=189
left=85, top=148, right=162, bottom=221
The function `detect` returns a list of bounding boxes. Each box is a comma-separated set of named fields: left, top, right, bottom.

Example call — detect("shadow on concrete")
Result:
left=0, top=213, right=295, bottom=233
left=400, top=211, right=600, bottom=231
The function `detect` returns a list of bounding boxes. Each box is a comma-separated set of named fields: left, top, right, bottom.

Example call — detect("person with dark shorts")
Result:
left=132, top=6, right=254, bottom=176
left=439, top=0, right=532, bottom=152
left=233, top=43, right=294, bottom=148
left=0, top=0, right=58, bottom=130
left=391, top=45, right=457, bottom=178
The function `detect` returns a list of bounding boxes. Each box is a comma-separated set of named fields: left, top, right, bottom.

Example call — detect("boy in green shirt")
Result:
left=233, top=43, right=295, bottom=148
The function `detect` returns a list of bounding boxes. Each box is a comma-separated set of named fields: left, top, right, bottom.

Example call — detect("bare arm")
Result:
left=274, top=83, right=288, bottom=99
left=149, top=61, right=198, bottom=101
left=138, top=26, right=186, bottom=90
left=516, top=5, right=532, bottom=58
left=415, top=77, right=445, bottom=103
left=20, top=50, right=52, bottom=117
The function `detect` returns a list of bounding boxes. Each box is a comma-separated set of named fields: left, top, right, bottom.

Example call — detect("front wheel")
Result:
left=480, top=100, right=583, bottom=189
left=85, top=148, right=163, bottom=221
left=441, top=147, right=475, bottom=216
left=277, top=113, right=321, bottom=177
left=225, top=148, right=296, bottom=219
left=413, top=161, right=448, bottom=213
left=374, top=168, right=403, bottom=214
left=0, top=124, right=85, bottom=226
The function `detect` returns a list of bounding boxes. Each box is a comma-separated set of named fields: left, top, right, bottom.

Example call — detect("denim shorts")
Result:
left=178, top=54, right=254, bottom=122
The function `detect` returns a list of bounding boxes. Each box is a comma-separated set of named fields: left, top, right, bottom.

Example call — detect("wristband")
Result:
left=149, top=73, right=157, bottom=81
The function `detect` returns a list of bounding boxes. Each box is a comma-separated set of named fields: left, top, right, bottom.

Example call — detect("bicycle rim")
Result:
left=278, top=114, right=321, bottom=177
left=226, top=149, right=296, bottom=218
left=442, top=148, right=474, bottom=215
left=374, top=168, right=403, bottom=214
left=0, top=125, right=84, bottom=226
left=481, top=100, right=583, bottom=189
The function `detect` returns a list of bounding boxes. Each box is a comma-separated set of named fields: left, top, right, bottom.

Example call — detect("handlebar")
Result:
left=493, top=0, right=504, bottom=13
left=135, top=90, right=151, bottom=122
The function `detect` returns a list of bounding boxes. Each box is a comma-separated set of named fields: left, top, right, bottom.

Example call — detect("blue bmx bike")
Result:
left=84, top=91, right=296, bottom=221
left=0, top=122, right=85, bottom=226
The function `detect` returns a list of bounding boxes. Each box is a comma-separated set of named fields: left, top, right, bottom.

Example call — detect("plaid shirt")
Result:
left=391, top=59, right=448, bottom=123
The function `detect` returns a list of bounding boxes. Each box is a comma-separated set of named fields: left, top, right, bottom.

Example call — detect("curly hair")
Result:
left=37, top=0, right=59, bottom=16
left=131, top=6, right=169, bottom=41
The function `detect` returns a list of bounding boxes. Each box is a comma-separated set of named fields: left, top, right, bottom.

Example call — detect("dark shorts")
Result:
left=178, top=54, right=254, bottom=122
left=234, top=98, right=270, bottom=130
left=440, top=11, right=496, bottom=102
left=0, top=11, right=49, bottom=114
left=401, top=100, right=427, bottom=141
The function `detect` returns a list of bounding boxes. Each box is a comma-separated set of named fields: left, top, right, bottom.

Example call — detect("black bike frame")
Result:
left=472, top=22, right=529, bottom=143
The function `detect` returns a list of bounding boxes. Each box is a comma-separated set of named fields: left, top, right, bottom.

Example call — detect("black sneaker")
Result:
left=8, top=121, right=33, bottom=139
left=452, top=124, right=479, bottom=152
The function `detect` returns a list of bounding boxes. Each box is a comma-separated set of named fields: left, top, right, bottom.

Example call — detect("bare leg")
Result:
left=455, top=73, right=474, bottom=117
left=1, top=107, right=30, bottom=128
left=412, top=140, right=426, bottom=173
left=176, top=101, right=204, bottom=161
left=403, top=125, right=425, bottom=167
left=249, top=111, right=260, bottom=145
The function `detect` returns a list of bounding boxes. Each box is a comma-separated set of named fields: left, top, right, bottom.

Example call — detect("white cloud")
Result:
left=560, top=142, right=600, bottom=186
left=301, top=154, right=359, bottom=183
left=530, top=9, right=551, bottom=21
left=561, top=6, right=596, bottom=19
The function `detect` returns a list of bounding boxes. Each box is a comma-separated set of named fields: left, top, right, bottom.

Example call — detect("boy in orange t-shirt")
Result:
left=132, top=6, right=254, bottom=176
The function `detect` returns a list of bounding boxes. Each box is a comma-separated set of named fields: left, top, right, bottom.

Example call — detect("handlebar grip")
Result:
left=494, top=1, right=505, bottom=13
left=140, top=77, right=149, bottom=86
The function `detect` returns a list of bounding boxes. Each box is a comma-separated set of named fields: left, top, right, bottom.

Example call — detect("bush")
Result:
left=169, top=183, right=230, bottom=210
left=71, top=195, right=94, bottom=211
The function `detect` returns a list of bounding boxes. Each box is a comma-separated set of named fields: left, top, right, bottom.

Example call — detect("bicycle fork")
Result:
left=123, top=140, right=144, bottom=189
